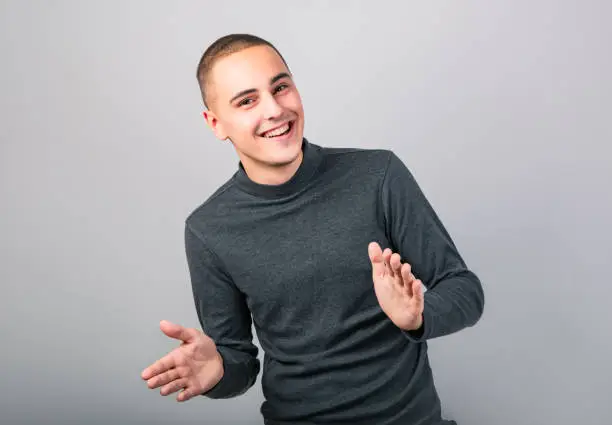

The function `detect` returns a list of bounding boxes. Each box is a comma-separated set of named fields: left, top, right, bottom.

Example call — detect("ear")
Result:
left=202, top=110, right=228, bottom=141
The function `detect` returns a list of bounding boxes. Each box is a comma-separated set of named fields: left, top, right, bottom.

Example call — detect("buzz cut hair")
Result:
left=196, top=33, right=290, bottom=109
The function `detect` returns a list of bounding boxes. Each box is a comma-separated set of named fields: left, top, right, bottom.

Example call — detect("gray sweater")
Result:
left=184, top=139, right=485, bottom=425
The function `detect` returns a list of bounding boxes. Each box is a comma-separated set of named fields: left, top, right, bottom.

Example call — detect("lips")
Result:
left=259, top=121, right=294, bottom=138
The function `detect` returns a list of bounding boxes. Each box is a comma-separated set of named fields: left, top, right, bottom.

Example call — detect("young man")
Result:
left=141, top=34, right=485, bottom=425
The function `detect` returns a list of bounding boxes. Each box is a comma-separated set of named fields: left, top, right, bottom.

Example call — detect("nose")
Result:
left=261, top=92, right=283, bottom=120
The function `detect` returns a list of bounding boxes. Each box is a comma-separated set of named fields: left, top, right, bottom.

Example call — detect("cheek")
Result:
left=280, top=92, right=304, bottom=115
left=229, top=115, right=261, bottom=136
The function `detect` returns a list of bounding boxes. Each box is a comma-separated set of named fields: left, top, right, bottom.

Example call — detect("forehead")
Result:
left=209, top=45, right=289, bottom=99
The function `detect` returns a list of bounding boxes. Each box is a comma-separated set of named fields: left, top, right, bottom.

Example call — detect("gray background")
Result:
left=1, top=1, right=610, bottom=424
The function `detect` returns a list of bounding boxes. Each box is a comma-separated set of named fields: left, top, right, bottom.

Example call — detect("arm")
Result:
left=184, top=222, right=260, bottom=398
left=379, top=152, right=485, bottom=342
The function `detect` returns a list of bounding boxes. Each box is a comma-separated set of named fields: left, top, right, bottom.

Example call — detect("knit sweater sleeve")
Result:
left=379, top=151, right=485, bottom=341
left=184, top=222, right=260, bottom=398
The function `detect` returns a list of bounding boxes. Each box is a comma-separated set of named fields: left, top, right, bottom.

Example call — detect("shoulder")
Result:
left=321, top=144, right=392, bottom=164
left=317, top=144, right=396, bottom=178
left=184, top=175, right=239, bottom=240
left=315, top=143, right=419, bottom=197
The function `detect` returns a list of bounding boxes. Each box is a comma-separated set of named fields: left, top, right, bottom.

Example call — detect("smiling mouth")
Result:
left=259, top=121, right=294, bottom=138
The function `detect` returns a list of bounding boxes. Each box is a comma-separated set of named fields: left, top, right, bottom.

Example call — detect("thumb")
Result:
left=159, top=320, right=195, bottom=343
left=368, top=242, right=383, bottom=264
left=368, top=242, right=385, bottom=276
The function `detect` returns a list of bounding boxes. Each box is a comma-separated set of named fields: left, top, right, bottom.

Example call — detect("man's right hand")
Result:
left=141, top=320, right=224, bottom=402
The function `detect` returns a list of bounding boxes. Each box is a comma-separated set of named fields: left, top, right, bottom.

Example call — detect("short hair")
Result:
left=196, top=34, right=290, bottom=109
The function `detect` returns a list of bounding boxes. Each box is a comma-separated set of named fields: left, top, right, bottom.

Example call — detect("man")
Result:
left=141, top=34, right=485, bottom=425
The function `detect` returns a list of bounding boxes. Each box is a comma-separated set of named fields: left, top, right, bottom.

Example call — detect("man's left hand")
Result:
left=368, top=242, right=424, bottom=332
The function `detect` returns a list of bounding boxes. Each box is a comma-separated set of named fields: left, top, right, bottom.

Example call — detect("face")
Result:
left=203, top=45, right=305, bottom=184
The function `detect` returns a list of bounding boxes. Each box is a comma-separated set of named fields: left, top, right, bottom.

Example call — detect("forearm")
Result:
left=185, top=222, right=261, bottom=399
left=380, top=151, right=486, bottom=342
left=405, top=269, right=484, bottom=342
left=203, top=345, right=260, bottom=399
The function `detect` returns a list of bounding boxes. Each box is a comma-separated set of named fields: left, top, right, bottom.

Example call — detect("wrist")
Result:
left=212, top=350, right=225, bottom=385
left=201, top=350, right=225, bottom=397
left=402, top=313, right=423, bottom=332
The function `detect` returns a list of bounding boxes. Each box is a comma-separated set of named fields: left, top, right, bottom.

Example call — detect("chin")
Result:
left=268, top=146, right=302, bottom=167
left=257, top=121, right=303, bottom=165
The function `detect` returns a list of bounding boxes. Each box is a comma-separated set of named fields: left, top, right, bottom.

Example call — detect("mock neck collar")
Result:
left=233, top=138, right=323, bottom=199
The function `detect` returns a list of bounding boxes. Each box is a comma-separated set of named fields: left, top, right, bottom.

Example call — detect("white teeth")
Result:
left=263, top=123, right=290, bottom=138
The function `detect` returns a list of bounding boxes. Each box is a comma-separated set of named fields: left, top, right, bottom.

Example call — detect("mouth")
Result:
left=259, top=120, right=294, bottom=139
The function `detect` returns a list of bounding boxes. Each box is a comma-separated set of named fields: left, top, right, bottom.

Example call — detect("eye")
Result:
left=238, top=97, right=254, bottom=107
left=274, top=83, right=289, bottom=94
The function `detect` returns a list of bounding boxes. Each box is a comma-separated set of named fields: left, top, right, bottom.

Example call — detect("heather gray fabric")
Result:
left=184, top=139, right=484, bottom=425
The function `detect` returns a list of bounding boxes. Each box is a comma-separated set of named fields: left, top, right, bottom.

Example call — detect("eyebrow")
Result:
left=229, top=72, right=292, bottom=104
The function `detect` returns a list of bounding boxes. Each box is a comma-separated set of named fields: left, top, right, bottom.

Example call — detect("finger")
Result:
left=176, top=374, right=218, bottom=402
left=141, top=353, right=177, bottom=381
left=160, top=320, right=197, bottom=343
left=400, top=263, right=412, bottom=282
left=147, top=367, right=182, bottom=389
left=177, top=387, right=195, bottom=402
left=177, top=385, right=206, bottom=402
left=382, top=248, right=392, bottom=260
left=382, top=249, right=393, bottom=276
left=390, top=253, right=402, bottom=278
left=401, top=263, right=414, bottom=295
left=160, top=377, right=188, bottom=396
left=412, top=279, right=424, bottom=309
left=368, top=242, right=385, bottom=276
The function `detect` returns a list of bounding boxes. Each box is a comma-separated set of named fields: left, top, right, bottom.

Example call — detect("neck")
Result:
left=233, top=138, right=321, bottom=199
left=240, top=150, right=304, bottom=186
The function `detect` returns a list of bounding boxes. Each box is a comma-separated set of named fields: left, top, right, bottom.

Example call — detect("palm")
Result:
left=176, top=334, right=215, bottom=389
left=141, top=320, right=224, bottom=402
left=368, top=242, right=424, bottom=331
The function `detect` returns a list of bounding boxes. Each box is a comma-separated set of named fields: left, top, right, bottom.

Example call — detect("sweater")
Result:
left=184, top=138, right=485, bottom=425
